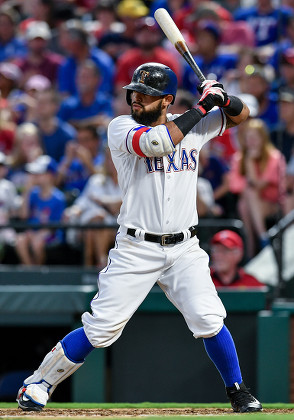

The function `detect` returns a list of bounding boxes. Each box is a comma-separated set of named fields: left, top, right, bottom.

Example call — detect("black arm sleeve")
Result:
left=224, top=96, right=244, bottom=116
left=173, top=107, right=205, bottom=137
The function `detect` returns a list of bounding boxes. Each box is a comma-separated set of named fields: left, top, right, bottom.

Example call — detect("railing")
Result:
left=268, top=209, right=294, bottom=298
left=0, top=217, right=245, bottom=265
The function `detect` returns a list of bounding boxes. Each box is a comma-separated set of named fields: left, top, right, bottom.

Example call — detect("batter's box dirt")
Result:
left=0, top=408, right=294, bottom=417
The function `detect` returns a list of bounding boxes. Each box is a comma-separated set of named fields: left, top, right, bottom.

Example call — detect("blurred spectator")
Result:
left=47, top=2, right=76, bottom=56
left=7, top=122, right=43, bottom=193
left=149, top=0, right=187, bottom=18
left=15, top=155, right=65, bottom=265
left=0, top=151, right=18, bottom=258
left=0, top=63, right=20, bottom=154
left=209, top=94, right=260, bottom=169
left=0, top=113, right=15, bottom=155
left=11, top=74, right=51, bottom=124
left=0, top=6, right=27, bottom=62
left=18, top=0, right=56, bottom=33
left=33, top=88, right=77, bottom=162
left=168, top=88, right=196, bottom=114
left=223, top=47, right=262, bottom=97
left=173, top=0, right=232, bottom=39
left=229, top=118, right=286, bottom=258
left=58, top=59, right=113, bottom=131
left=199, top=145, right=232, bottom=216
left=114, top=16, right=182, bottom=94
left=184, top=2, right=255, bottom=50
left=182, top=21, right=238, bottom=95
left=56, top=125, right=104, bottom=200
left=268, top=16, right=294, bottom=71
left=286, top=153, right=294, bottom=213
left=234, top=92, right=260, bottom=149
left=57, top=20, right=114, bottom=96
left=116, top=0, right=149, bottom=40
left=210, top=229, right=264, bottom=287
left=234, top=0, right=294, bottom=47
left=271, top=87, right=294, bottom=213
left=91, top=0, right=120, bottom=43
left=0, top=62, right=22, bottom=99
left=98, top=32, right=136, bottom=64
left=271, top=87, right=294, bottom=164
left=14, top=21, right=64, bottom=86
left=64, top=148, right=121, bottom=267
left=197, top=176, right=223, bottom=218
left=279, top=48, right=294, bottom=90
left=241, top=64, right=278, bottom=132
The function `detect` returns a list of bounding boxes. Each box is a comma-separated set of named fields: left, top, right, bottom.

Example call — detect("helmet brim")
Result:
left=123, top=82, right=165, bottom=97
left=123, top=83, right=175, bottom=105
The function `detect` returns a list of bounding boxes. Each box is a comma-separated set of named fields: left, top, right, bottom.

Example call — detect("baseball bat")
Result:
left=154, top=8, right=206, bottom=83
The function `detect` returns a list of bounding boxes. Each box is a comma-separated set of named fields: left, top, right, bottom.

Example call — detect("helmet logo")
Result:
left=139, top=70, right=150, bottom=84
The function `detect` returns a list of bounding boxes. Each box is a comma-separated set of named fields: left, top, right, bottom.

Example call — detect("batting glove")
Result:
left=197, top=86, right=229, bottom=113
left=197, top=79, right=225, bottom=95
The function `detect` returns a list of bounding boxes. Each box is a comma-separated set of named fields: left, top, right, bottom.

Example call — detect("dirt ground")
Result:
left=0, top=408, right=294, bottom=417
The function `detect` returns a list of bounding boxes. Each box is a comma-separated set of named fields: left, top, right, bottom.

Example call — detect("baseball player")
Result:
left=17, top=63, right=262, bottom=413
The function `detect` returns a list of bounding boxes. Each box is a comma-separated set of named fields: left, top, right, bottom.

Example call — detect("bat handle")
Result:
left=175, top=41, right=206, bottom=84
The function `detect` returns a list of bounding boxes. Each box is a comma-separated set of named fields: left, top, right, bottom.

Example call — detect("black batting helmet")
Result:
left=123, top=62, right=178, bottom=106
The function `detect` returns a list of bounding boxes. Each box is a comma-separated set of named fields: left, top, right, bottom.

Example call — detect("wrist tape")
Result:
left=224, top=95, right=243, bottom=116
left=173, top=107, right=205, bottom=137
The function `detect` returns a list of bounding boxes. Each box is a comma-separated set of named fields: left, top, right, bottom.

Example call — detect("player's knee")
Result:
left=191, top=314, right=225, bottom=339
left=82, top=312, right=126, bottom=348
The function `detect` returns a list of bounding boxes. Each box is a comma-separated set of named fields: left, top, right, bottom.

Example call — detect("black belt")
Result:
left=127, top=225, right=197, bottom=246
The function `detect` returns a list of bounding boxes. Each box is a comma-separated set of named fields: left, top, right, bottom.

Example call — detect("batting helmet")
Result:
left=123, top=62, right=177, bottom=105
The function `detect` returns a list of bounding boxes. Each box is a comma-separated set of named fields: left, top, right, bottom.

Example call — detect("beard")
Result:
left=131, top=100, right=163, bottom=126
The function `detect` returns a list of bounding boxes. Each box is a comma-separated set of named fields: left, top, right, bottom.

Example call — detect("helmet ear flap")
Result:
left=126, top=90, right=132, bottom=106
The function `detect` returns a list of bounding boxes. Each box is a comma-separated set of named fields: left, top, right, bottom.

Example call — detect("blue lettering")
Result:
left=189, top=149, right=198, bottom=171
left=167, top=151, right=179, bottom=172
left=144, top=157, right=154, bottom=173
left=180, top=149, right=189, bottom=171
left=154, top=157, right=164, bottom=172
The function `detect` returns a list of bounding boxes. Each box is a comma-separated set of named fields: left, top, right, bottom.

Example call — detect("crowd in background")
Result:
left=0, top=0, right=293, bottom=268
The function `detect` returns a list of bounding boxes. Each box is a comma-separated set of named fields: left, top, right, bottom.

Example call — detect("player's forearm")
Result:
left=224, top=98, right=249, bottom=128
left=167, top=106, right=206, bottom=146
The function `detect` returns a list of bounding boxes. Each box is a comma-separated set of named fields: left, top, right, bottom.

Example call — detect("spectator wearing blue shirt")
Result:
left=34, top=88, right=76, bottom=162
left=57, top=125, right=104, bottom=201
left=58, top=59, right=113, bottom=133
left=182, top=21, right=238, bottom=95
left=15, top=155, right=66, bottom=265
left=57, top=21, right=114, bottom=97
left=268, top=15, right=294, bottom=71
left=0, top=7, right=27, bottom=62
left=234, top=0, right=294, bottom=47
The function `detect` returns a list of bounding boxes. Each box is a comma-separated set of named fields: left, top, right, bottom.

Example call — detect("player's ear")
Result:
left=163, top=94, right=174, bottom=107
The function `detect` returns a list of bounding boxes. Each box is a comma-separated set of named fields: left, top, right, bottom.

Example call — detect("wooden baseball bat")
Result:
left=154, top=8, right=206, bottom=83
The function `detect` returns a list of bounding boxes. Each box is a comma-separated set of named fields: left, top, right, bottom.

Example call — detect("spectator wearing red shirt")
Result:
left=210, top=230, right=264, bottom=288
left=14, top=21, right=64, bottom=87
left=114, top=16, right=182, bottom=95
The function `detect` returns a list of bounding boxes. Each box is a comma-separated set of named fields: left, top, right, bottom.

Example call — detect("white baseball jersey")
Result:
left=108, top=108, right=226, bottom=234
left=82, top=108, right=227, bottom=346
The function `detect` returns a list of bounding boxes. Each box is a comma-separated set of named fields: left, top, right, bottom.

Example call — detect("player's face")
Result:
left=131, top=91, right=164, bottom=126
left=211, top=245, right=241, bottom=275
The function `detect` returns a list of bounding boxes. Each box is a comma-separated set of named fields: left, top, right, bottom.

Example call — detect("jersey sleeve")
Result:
left=193, top=108, right=227, bottom=149
left=108, top=115, right=150, bottom=157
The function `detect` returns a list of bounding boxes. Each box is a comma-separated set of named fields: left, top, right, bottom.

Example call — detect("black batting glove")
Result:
left=197, top=86, right=229, bottom=112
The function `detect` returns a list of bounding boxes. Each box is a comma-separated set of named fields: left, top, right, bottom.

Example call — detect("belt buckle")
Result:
left=161, top=234, right=173, bottom=246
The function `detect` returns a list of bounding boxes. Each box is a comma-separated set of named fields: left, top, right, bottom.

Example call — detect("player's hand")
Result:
left=197, top=86, right=229, bottom=112
left=197, top=79, right=225, bottom=95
